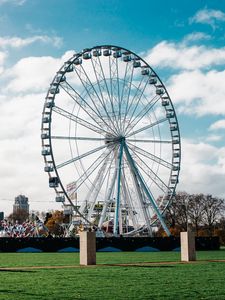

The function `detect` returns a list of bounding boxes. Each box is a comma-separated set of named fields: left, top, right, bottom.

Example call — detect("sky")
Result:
left=0, top=0, right=225, bottom=215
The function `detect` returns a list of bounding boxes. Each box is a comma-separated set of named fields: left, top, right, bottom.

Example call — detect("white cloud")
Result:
left=146, top=41, right=225, bottom=70
left=209, top=119, right=225, bottom=131
left=167, top=69, right=225, bottom=116
left=0, top=50, right=77, bottom=214
left=2, top=50, right=74, bottom=93
left=0, top=50, right=7, bottom=64
left=0, top=50, right=7, bottom=75
left=0, top=0, right=26, bottom=5
left=0, top=93, right=43, bottom=140
left=190, top=8, right=225, bottom=29
left=0, top=91, right=58, bottom=215
left=182, top=32, right=211, bottom=43
left=0, top=35, right=63, bottom=49
left=4, top=56, right=61, bottom=93
left=182, top=140, right=218, bottom=164
left=179, top=139, right=225, bottom=198
left=206, top=135, right=223, bottom=142
left=143, top=38, right=225, bottom=117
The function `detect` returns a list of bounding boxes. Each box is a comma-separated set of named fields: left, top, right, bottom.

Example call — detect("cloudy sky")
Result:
left=0, top=0, right=225, bottom=215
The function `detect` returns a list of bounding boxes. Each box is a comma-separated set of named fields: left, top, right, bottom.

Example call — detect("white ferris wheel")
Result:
left=41, top=45, right=181, bottom=237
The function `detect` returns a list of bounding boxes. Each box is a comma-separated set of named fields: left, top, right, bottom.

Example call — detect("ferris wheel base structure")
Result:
left=41, top=45, right=181, bottom=237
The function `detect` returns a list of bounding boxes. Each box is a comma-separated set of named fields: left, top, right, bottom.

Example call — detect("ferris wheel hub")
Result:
left=105, top=135, right=125, bottom=144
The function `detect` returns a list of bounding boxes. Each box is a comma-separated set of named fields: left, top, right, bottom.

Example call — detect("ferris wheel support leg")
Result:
left=121, top=175, right=138, bottom=231
left=113, top=141, right=124, bottom=236
left=98, top=167, right=118, bottom=229
left=124, top=143, right=171, bottom=237
left=87, top=156, right=110, bottom=220
left=129, top=163, right=152, bottom=236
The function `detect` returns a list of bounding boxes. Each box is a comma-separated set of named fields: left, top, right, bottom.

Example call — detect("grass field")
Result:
left=0, top=250, right=225, bottom=300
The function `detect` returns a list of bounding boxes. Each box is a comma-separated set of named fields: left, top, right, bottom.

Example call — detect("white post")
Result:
left=180, top=231, right=196, bottom=262
left=79, top=231, right=96, bottom=265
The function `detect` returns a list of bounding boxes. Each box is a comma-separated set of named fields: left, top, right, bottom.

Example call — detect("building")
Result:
left=13, top=195, right=29, bottom=214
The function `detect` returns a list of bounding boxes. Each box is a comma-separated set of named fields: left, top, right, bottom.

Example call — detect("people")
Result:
left=0, top=219, right=48, bottom=237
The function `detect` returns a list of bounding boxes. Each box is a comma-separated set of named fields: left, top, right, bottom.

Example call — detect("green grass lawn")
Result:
left=0, top=250, right=224, bottom=300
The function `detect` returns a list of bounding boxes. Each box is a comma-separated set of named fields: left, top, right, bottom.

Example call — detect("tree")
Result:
left=202, top=195, right=225, bottom=236
left=45, top=210, right=65, bottom=236
left=7, top=209, right=29, bottom=224
left=165, top=191, right=189, bottom=231
left=163, top=192, right=225, bottom=237
left=188, top=194, right=205, bottom=235
left=216, top=217, right=225, bottom=245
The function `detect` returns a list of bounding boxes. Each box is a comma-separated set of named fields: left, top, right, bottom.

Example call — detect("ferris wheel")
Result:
left=41, top=45, right=181, bottom=237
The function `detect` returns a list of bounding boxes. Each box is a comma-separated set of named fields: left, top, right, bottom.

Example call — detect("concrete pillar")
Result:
left=79, top=231, right=96, bottom=265
left=180, top=231, right=196, bottom=262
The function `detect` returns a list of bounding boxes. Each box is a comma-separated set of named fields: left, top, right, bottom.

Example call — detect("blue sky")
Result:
left=1, top=0, right=225, bottom=56
left=0, top=0, right=225, bottom=214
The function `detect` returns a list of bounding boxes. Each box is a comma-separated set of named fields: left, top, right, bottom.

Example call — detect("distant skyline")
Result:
left=0, top=0, right=225, bottom=215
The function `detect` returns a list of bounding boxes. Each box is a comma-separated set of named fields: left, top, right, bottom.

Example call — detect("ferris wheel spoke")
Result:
left=56, top=143, right=111, bottom=169
left=108, top=56, right=121, bottom=131
left=122, top=77, right=148, bottom=134
left=74, top=65, right=107, bottom=117
left=127, top=138, right=172, bottom=144
left=86, top=153, right=114, bottom=220
left=125, top=95, right=161, bottom=136
left=60, top=81, right=118, bottom=135
left=123, top=142, right=171, bottom=236
left=89, top=153, right=116, bottom=221
left=127, top=142, right=173, bottom=169
left=96, top=55, right=120, bottom=130
left=71, top=148, right=113, bottom=206
left=123, top=74, right=146, bottom=119
left=78, top=63, right=119, bottom=135
left=134, top=156, right=169, bottom=194
left=125, top=155, right=153, bottom=235
left=121, top=172, right=138, bottom=230
left=90, top=57, right=107, bottom=107
left=90, top=57, right=119, bottom=134
left=123, top=79, right=149, bottom=135
left=119, top=60, right=129, bottom=107
left=114, top=55, right=122, bottom=131
left=51, top=136, right=105, bottom=141
left=98, top=166, right=118, bottom=228
left=78, top=150, right=114, bottom=216
left=126, top=117, right=168, bottom=138
left=113, top=141, right=124, bottom=235
left=52, top=105, right=110, bottom=136
left=128, top=145, right=170, bottom=194
left=121, top=65, right=135, bottom=133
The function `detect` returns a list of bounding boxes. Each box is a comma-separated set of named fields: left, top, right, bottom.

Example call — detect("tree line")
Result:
left=157, top=191, right=225, bottom=244
left=4, top=191, right=225, bottom=244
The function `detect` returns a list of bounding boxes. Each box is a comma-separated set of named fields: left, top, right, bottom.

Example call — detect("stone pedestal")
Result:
left=79, top=231, right=96, bottom=265
left=180, top=231, right=196, bottom=262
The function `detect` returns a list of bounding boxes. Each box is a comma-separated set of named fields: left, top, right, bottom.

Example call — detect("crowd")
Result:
left=0, top=219, right=49, bottom=237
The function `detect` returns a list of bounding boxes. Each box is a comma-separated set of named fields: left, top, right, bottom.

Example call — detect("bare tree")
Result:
left=164, top=192, right=225, bottom=236
left=188, top=194, right=205, bottom=235
left=165, top=191, right=189, bottom=231
left=202, top=195, right=225, bottom=236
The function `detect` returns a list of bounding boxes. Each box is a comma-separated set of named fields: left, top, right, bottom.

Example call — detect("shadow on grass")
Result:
left=129, top=265, right=174, bottom=268
left=0, top=290, right=41, bottom=298
left=103, top=264, right=175, bottom=268
left=0, top=269, right=35, bottom=273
